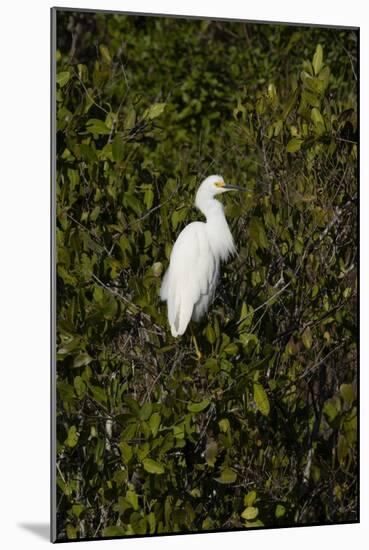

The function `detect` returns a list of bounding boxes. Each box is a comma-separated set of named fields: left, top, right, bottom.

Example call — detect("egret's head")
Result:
left=195, top=175, right=244, bottom=206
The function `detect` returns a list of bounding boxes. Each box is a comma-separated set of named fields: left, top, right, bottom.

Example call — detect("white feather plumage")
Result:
left=160, top=175, right=239, bottom=337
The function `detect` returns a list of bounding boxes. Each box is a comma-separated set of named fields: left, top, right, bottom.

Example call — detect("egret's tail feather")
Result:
left=160, top=269, right=169, bottom=301
left=168, top=288, right=193, bottom=337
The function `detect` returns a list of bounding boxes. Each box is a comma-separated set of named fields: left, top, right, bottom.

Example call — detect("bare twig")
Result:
left=73, top=68, right=109, bottom=115
left=125, top=186, right=179, bottom=228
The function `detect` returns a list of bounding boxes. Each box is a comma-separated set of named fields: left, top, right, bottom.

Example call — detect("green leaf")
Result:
left=340, top=383, right=355, bottom=406
left=77, top=63, right=88, bottom=81
left=88, top=383, right=107, bottom=405
left=215, top=467, right=237, bottom=484
left=241, top=506, right=259, bottom=520
left=274, top=119, right=283, bottom=136
left=57, top=336, right=81, bottom=356
left=218, top=418, right=230, bottom=433
left=71, top=504, right=84, bottom=518
left=337, top=434, right=349, bottom=464
left=171, top=209, right=183, bottom=230
left=112, top=134, right=124, bottom=162
left=244, top=490, right=257, bottom=507
left=67, top=168, right=79, bottom=189
left=187, top=399, right=210, bottom=413
left=57, top=265, right=77, bottom=286
left=149, top=412, right=161, bottom=437
left=144, top=102, right=166, bottom=120
left=301, top=70, right=320, bottom=93
left=268, top=83, right=277, bottom=103
left=147, top=511, right=156, bottom=534
left=323, top=397, right=341, bottom=424
left=90, top=206, right=100, bottom=222
left=86, top=118, right=111, bottom=135
left=205, top=438, right=218, bottom=467
left=102, top=525, right=125, bottom=537
left=119, top=441, right=133, bottom=462
left=312, top=44, right=323, bottom=75
left=123, top=193, right=142, bottom=216
left=275, top=504, right=286, bottom=518
left=286, top=137, right=303, bottom=153
left=282, top=89, right=298, bottom=120
left=66, top=524, right=77, bottom=539
left=130, top=513, right=147, bottom=534
left=126, top=489, right=139, bottom=510
left=144, top=188, right=154, bottom=209
left=224, top=343, right=238, bottom=356
left=73, top=376, right=86, bottom=398
left=302, top=89, right=321, bottom=108
left=56, top=71, right=70, bottom=87
left=317, top=66, right=330, bottom=89
left=244, top=519, right=264, bottom=527
left=65, top=426, right=79, bottom=448
left=80, top=143, right=97, bottom=162
left=253, top=383, right=270, bottom=416
left=173, top=423, right=185, bottom=439
left=124, top=108, right=136, bottom=130
left=73, top=353, right=93, bottom=368
left=105, top=111, right=116, bottom=129
left=142, top=458, right=165, bottom=474
left=99, top=44, right=112, bottom=64
left=302, top=326, right=312, bottom=349
left=311, top=107, right=325, bottom=126
left=344, top=408, right=357, bottom=444
left=240, top=332, right=259, bottom=351
left=249, top=217, right=268, bottom=249
left=139, top=402, right=153, bottom=420
left=136, top=442, right=150, bottom=461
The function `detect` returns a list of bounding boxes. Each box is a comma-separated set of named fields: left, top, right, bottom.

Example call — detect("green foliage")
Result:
left=55, top=10, right=357, bottom=541
left=253, top=383, right=270, bottom=416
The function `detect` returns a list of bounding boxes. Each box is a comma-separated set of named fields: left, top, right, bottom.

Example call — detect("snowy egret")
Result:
left=160, top=175, right=245, bottom=337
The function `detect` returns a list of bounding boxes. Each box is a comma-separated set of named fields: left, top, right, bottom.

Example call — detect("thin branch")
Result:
left=91, top=273, right=141, bottom=313
left=73, top=68, right=109, bottom=115
left=125, top=186, right=179, bottom=228
left=236, top=280, right=291, bottom=326
left=343, top=45, right=357, bottom=82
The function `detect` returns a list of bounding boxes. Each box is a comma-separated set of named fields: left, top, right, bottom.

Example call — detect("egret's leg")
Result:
left=189, top=323, right=202, bottom=361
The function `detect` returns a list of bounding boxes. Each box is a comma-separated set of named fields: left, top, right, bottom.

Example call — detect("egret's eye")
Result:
left=215, top=181, right=225, bottom=188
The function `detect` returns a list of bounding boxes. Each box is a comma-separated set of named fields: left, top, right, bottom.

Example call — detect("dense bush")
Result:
left=55, top=10, right=357, bottom=541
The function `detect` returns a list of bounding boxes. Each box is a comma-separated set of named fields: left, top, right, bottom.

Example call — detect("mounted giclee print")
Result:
left=51, top=6, right=359, bottom=543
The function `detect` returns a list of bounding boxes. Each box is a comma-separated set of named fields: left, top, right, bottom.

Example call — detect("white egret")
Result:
left=160, top=175, right=245, bottom=337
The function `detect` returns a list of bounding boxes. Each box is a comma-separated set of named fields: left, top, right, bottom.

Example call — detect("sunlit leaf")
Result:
left=142, top=458, right=165, bottom=474
left=187, top=399, right=210, bottom=413
left=215, top=467, right=237, bottom=484
left=286, top=137, right=303, bottom=153
left=65, top=426, right=79, bottom=448
left=86, top=118, right=111, bottom=135
left=241, top=506, right=259, bottom=520
left=143, top=102, right=166, bottom=119
left=73, top=353, right=93, bottom=368
left=253, top=383, right=270, bottom=416
left=312, top=44, right=324, bottom=75
left=56, top=71, right=70, bottom=87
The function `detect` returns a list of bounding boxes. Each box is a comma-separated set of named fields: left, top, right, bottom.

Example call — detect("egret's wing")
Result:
left=191, top=262, right=219, bottom=322
left=163, top=223, right=216, bottom=336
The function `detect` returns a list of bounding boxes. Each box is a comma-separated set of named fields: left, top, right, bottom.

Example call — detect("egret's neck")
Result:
left=196, top=196, right=236, bottom=261
left=196, top=196, right=224, bottom=222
